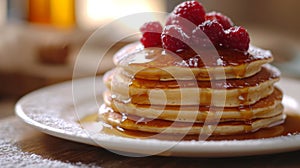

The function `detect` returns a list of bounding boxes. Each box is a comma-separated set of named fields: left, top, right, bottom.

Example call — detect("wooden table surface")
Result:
left=1, top=116, right=300, bottom=168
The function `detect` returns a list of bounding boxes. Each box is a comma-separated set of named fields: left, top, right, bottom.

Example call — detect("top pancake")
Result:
left=114, top=43, right=273, bottom=81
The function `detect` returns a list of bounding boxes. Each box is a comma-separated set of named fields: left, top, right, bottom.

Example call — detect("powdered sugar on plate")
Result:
left=0, top=117, right=98, bottom=168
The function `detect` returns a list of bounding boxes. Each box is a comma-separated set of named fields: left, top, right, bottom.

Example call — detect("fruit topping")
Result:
left=205, top=11, right=234, bottom=30
left=192, top=20, right=225, bottom=47
left=140, top=21, right=163, bottom=48
left=173, top=1, right=205, bottom=26
left=139, top=1, right=250, bottom=53
left=222, top=26, right=250, bottom=51
left=165, top=14, right=196, bottom=35
left=161, top=25, right=190, bottom=53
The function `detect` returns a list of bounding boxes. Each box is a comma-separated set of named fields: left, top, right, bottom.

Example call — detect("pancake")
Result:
left=114, top=43, right=273, bottom=81
left=104, top=64, right=280, bottom=107
left=99, top=105, right=285, bottom=136
left=103, top=88, right=283, bottom=123
left=98, top=1, right=284, bottom=138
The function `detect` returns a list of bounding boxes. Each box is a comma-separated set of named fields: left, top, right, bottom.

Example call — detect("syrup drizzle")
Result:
left=117, top=45, right=272, bottom=68
left=128, top=66, right=279, bottom=89
left=79, top=111, right=300, bottom=141
left=99, top=43, right=288, bottom=141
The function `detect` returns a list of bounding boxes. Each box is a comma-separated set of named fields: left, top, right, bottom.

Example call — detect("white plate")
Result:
left=15, top=77, right=300, bottom=157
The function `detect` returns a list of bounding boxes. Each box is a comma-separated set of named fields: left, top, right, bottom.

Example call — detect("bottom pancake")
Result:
left=98, top=104, right=285, bottom=136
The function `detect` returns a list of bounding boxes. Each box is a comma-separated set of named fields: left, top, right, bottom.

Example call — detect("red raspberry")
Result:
left=140, top=21, right=163, bottom=34
left=140, top=21, right=163, bottom=48
left=161, top=25, right=190, bottom=53
left=205, top=12, right=234, bottom=30
left=166, top=14, right=181, bottom=26
left=173, top=1, right=205, bottom=26
left=192, top=20, right=225, bottom=47
left=165, top=14, right=196, bottom=35
left=223, top=26, right=250, bottom=51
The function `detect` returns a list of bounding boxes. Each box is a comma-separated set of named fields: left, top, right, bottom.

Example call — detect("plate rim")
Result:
left=15, top=76, right=300, bottom=157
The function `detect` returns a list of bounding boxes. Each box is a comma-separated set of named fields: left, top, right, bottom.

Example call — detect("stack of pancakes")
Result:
left=99, top=43, right=285, bottom=136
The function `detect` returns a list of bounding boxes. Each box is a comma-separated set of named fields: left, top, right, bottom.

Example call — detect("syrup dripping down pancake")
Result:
left=104, top=64, right=280, bottom=107
left=103, top=88, right=283, bottom=123
left=114, top=43, right=273, bottom=81
left=99, top=104, right=285, bottom=136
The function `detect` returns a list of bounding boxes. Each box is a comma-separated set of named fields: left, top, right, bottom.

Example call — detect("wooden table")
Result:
left=1, top=116, right=300, bottom=167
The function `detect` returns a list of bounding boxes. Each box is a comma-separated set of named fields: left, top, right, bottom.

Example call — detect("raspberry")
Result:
left=140, top=21, right=163, bottom=48
left=161, top=25, right=190, bottom=53
left=166, top=14, right=180, bottom=26
left=192, top=20, right=225, bottom=47
left=165, top=14, right=196, bottom=35
left=140, top=33, right=162, bottom=48
left=173, top=1, right=205, bottom=26
left=223, top=26, right=250, bottom=51
left=205, top=12, right=234, bottom=30
left=140, top=21, right=163, bottom=34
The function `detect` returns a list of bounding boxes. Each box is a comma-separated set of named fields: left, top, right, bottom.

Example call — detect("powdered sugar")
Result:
left=0, top=118, right=98, bottom=168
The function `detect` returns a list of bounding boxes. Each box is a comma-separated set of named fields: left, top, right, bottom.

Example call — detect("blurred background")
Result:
left=0, top=0, right=299, bottom=118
